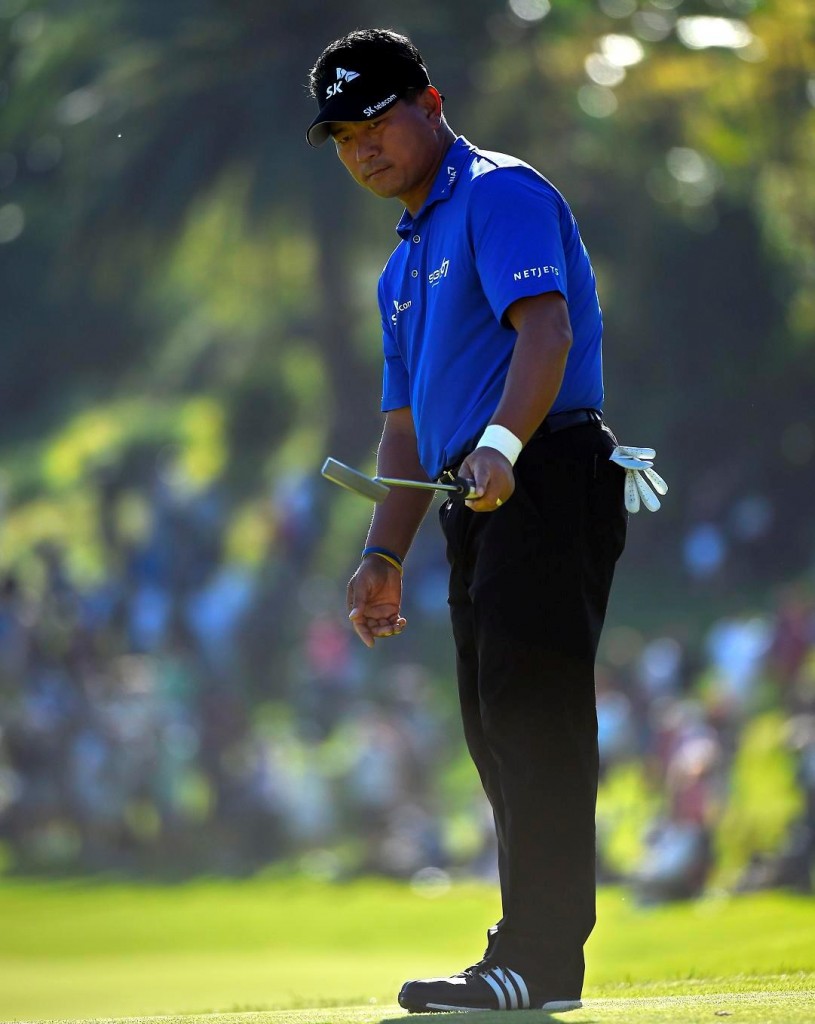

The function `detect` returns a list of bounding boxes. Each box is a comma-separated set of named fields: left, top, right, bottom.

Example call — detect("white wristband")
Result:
left=476, top=424, right=523, bottom=466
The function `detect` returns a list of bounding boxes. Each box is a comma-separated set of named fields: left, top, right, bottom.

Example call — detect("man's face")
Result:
left=329, top=91, right=442, bottom=210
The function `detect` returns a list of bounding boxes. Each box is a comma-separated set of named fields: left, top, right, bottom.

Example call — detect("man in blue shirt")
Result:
left=307, top=28, right=627, bottom=1013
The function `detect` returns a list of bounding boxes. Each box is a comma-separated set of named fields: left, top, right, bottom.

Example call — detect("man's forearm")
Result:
left=364, top=411, right=433, bottom=562
left=489, top=326, right=571, bottom=445
left=487, top=292, right=573, bottom=446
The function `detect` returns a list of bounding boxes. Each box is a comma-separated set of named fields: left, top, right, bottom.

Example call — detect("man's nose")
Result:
left=356, top=135, right=379, bottom=160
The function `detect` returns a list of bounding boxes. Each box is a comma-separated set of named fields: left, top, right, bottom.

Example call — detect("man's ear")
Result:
left=421, top=86, right=444, bottom=120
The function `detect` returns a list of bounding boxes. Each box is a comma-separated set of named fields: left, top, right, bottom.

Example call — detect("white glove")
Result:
left=609, top=446, right=668, bottom=513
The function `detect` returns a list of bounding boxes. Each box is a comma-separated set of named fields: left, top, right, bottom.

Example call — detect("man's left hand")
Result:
left=458, top=446, right=516, bottom=512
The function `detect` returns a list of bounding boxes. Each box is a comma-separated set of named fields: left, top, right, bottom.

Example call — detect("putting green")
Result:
left=0, top=878, right=812, bottom=1021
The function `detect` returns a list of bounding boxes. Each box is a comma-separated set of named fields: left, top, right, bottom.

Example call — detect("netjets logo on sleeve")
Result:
left=326, top=67, right=360, bottom=99
left=428, top=257, right=450, bottom=286
left=392, top=298, right=412, bottom=324
left=513, top=265, right=559, bottom=280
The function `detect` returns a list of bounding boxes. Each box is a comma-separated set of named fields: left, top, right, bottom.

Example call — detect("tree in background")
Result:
left=0, top=0, right=814, bottom=883
left=0, top=0, right=813, bottom=594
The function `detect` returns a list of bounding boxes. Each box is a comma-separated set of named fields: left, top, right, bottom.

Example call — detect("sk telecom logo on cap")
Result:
left=326, top=67, right=360, bottom=99
left=364, top=93, right=397, bottom=117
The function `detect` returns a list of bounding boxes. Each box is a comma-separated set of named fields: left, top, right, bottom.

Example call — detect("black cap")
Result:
left=306, top=53, right=431, bottom=148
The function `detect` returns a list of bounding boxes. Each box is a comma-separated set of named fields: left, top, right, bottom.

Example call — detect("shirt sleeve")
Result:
left=379, top=279, right=410, bottom=412
left=466, top=168, right=568, bottom=328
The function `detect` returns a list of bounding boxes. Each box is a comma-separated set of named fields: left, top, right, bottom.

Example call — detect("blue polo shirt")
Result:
left=379, top=136, right=604, bottom=479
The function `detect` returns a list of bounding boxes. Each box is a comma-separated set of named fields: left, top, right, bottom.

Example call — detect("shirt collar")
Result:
left=396, top=136, right=474, bottom=239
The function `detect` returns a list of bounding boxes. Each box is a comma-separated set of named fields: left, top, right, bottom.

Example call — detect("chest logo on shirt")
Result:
left=513, top=265, right=560, bottom=280
left=428, top=257, right=450, bottom=287
left=392, top=298, right=412, bottom=324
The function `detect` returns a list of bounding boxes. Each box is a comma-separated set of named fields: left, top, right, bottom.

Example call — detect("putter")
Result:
left=321, top=457, right=477, bottom=503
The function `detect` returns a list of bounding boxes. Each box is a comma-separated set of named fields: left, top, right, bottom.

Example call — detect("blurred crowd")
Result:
left=0, top=466, right=813, bottom=900
left=0, top=465, right=458, bottom=879
left=596, top=588, right=815, bottom=900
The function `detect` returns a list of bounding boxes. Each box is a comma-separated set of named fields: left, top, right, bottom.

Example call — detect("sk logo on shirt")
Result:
left=428, top=258, right=450, bottom=286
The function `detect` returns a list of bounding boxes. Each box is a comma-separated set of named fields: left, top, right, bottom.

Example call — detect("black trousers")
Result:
left=439, top=421, right=627, bottom=997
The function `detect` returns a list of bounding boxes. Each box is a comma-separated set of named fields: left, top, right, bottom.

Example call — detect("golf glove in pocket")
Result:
left=609, top=446, right=668, bottom=513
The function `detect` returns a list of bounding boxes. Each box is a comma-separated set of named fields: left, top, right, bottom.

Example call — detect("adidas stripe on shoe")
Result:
left=398, top=963, right=582, bottom=1013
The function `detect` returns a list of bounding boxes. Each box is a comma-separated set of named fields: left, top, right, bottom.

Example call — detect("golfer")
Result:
left=306, top=28, right=627, bottom=1013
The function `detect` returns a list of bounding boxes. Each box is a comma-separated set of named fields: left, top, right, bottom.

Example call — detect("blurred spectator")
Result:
left=632, top=732, right=722, bottom=903
left=596, top=669, right=637, bottom=774
left=705, top=614, right=773, bottom=718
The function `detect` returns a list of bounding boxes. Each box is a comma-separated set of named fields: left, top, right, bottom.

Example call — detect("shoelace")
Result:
left=461, top=958, right=494, bottom=978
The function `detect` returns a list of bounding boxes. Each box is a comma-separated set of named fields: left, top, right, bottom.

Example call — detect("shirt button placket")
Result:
left=410, top=231, right=420, bottom=280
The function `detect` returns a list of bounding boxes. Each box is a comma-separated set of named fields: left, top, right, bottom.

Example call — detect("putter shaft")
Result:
left=322, top=457, right=476, bottom=502
left=376, top=476, right=472, bottom=497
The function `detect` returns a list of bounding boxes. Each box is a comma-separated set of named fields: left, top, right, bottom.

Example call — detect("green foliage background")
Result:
left=1, top=0, right=813, bottom=587
left=1, top=0, right=815, bottom=585
left=0, top=0, right=814, bottom=883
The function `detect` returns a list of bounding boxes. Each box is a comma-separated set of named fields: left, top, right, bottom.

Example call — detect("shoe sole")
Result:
left=406, top=1000, right=583, bottom=1013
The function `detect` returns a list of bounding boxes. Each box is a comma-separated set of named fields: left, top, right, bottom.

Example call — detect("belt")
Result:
left=530, top=407, right=603, bottom=437
left=441, top=409, right=603, bottom=479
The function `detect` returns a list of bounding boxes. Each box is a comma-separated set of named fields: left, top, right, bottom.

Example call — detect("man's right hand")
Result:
left=346, top=556, right=406, bottom=648
left=458, top=445, right=516, bottom=512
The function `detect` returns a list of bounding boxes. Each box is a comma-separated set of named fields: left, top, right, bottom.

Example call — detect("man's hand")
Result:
left=458, top=447, right=516, bottom=513
left=346, top=556, right=406, bottom=648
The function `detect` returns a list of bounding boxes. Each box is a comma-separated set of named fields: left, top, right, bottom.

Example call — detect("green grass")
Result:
left=0, top=877, right=812, bottom=1023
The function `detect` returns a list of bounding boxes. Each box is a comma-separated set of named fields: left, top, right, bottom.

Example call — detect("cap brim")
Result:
left=306, top=118, right=333, bottom=148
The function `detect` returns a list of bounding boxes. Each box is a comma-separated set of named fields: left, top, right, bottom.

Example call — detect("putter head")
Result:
left=321, top=458, right=391, bottom=503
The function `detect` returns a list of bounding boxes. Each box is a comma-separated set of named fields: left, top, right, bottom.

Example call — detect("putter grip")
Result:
left=449, top=476, right=476, bottom=500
